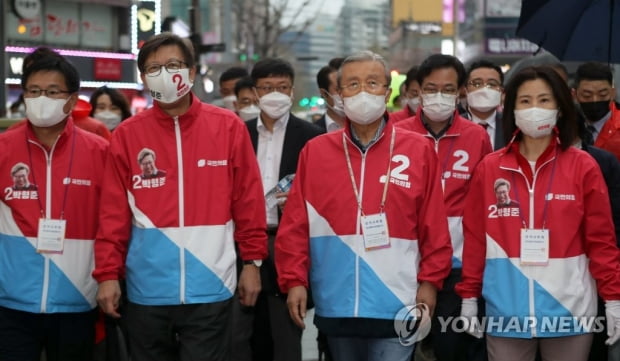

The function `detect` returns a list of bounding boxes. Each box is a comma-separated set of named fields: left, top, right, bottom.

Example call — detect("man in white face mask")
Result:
left=463, top=60, right=505, bottom=150
left=315, top=57, right=346, bottom=132
left=276, top=50, right=452, bottom=361
left=243, top=57, right=323, bottom=361
left=233, top=76, right=261, bottom=121
left=389, top=65, right=421, bottom=123
left=218, top=66, right=248, bottom=111
left=396, top=54, right=492, bottom=361
left=0, top=47, right=109, bottom=361
left=94, top=33, right=268, bottom=361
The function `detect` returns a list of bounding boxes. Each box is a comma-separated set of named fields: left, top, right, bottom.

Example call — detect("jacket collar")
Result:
left=412, top=109, right=467, bottom=137
left=26, top=116, right=76, bottom=149
left=151, top=93, right=202, bottom=127
left=343, top=112, right=392, bottom=151
left=500, top=130, right=560, bottom=181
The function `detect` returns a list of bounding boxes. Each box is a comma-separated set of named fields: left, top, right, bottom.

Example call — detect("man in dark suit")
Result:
left=462, top=60, right=506, bottom=150
left=315, top=58, right=345, bottom=132
left=244, top=58, right=323, bottom=361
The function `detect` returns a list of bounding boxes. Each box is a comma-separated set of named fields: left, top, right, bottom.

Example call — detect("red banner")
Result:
left=94, top=58, right=122, bottom=80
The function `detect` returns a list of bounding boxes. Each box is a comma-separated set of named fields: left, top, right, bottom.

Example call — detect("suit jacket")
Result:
left=583, top=142, right=620, bottom=246
left=246, top=113, right=324, bottom=294
left=462, top=110, right=505, bottom=150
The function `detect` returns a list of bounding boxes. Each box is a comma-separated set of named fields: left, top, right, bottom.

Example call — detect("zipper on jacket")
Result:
left=30, top=139, right=59, bottom=313
left=174, top=117, right=186, bottom=304
left=510, top=156, right=554, bottom=338
left=427, top=134, right=456, bottom=192
left=344, top=133, right=382, bottom=318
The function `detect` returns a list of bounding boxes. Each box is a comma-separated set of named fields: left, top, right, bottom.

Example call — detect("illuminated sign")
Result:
left=131, top=0, right=162, bottom=54
left=4, top=46, right=140, bottom=89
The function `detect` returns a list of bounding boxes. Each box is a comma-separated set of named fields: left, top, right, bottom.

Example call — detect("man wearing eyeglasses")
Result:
left=93, top=33, right=268, bottom=361
left=276, top=50, right=452, bottom=361
left=396, top=54, right=492, bottom=361
left=242, top=58, right=323, bottom=361
left=0, top=48, right=108, bottom=361
left=462, top=60, right=506, bottom=150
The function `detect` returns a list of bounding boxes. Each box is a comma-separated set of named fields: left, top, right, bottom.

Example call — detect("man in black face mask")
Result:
left=572, top=62, right=620, bottom=160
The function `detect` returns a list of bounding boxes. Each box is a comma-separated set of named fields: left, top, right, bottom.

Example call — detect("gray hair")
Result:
left=337, top=50, right=391, bottom=87
left=137, top=148, right=156, bottom=164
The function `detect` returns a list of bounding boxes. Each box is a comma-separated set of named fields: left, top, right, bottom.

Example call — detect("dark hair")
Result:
left=416, top=54, right=467, bottom=88
left=234, top=76, right=255, bottom=97
left=220, top=66, right=248, bottom=84
left=328, top=57, right=345, bottom=69
left=317, top=65, right=337, bottom=91
left=404, top=65, right=419, bottom=91
left=89, top=86, right=132, bottom=120
left=137, top=32, right=195, bottom=73
left=549, top=62, right=568, bottom=82
left=21, top=47, right=80, bottom=93
left=502, top=66, right=576, bottom=150
left=467, top=59, right=504, bottom=85
left=22, top=47, right=60, bottom=73
left=250, top=58, right=295, bottom=83
left=574, top=62, right=613, bottom=87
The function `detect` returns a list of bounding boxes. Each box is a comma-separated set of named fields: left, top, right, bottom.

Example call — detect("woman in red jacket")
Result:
left=456, top=66, right=620, bottom=361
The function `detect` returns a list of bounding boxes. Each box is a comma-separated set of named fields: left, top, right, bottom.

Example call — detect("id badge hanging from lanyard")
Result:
left=37, top=218, right=67, bottom=253
left=343, top=129, right=395, bottom=251
left=513, top=155, right=556, bottom=266
left=27, top=128, right=76, bottom=254
left=520, top=228, right=549, bottom=266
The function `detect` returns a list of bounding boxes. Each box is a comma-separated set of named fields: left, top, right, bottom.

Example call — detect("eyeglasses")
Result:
left=144, top=60, right=188, bottom=77
left=421, top=87, right=459, bottom=95
left=340, top=80, right=387, bottom=94
left=254, top=85, right=292, bottom=93
left=23, top=88, right=71, bottom=98
left=237, top=98, right=257, bottom=107
left=467, top=79, right=502, bottom=90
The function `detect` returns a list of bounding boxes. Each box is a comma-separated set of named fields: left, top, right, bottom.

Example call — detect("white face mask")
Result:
left=221, top=95, right=237, bottom=111
left=258, top=91, right=292, bottom=119
left=238, top=104, right=261, bottom=121
left=421, top=92, right=457, bottom=122
left=343, top=91, right=386, bottom=125
left=145, top=68, right=193, bottom=104
left=25, top=96, right=69, bottom=127
left=94, top=110, right=123, bottom=130
left=407, top=96, right=420, bottom=113
left=326, top=93, right=346, bottom=117
left=467, top=88, right=502, bottom=113
left=514, top=107, right=558, bottom=138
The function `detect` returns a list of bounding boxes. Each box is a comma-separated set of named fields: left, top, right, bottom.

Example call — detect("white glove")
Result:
left=461, top=297, right=483, bottom=339
left=606, top=300, right=620, bottom=345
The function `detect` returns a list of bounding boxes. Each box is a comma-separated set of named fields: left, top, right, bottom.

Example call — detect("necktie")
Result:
left=585, top=124, right=596, bottom=145
left=479, top=123, right=489, bottom=130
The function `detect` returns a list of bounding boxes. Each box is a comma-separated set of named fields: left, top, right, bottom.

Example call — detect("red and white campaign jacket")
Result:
left=93, top=94, right=268, bottom=306
left=0, top=119, right=108, bottom=313
left=276, top=118, right=452, bottom=321
left=397, top=110, right=492, bottom=268
left=456, top=136, right=620, bottom=338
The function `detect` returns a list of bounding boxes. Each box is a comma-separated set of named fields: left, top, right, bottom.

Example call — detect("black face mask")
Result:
left=580, top=100, right=610, bottom=122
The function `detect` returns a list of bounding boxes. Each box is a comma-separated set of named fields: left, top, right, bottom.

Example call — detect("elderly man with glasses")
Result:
left=275, top=50, right=453, bottom=361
